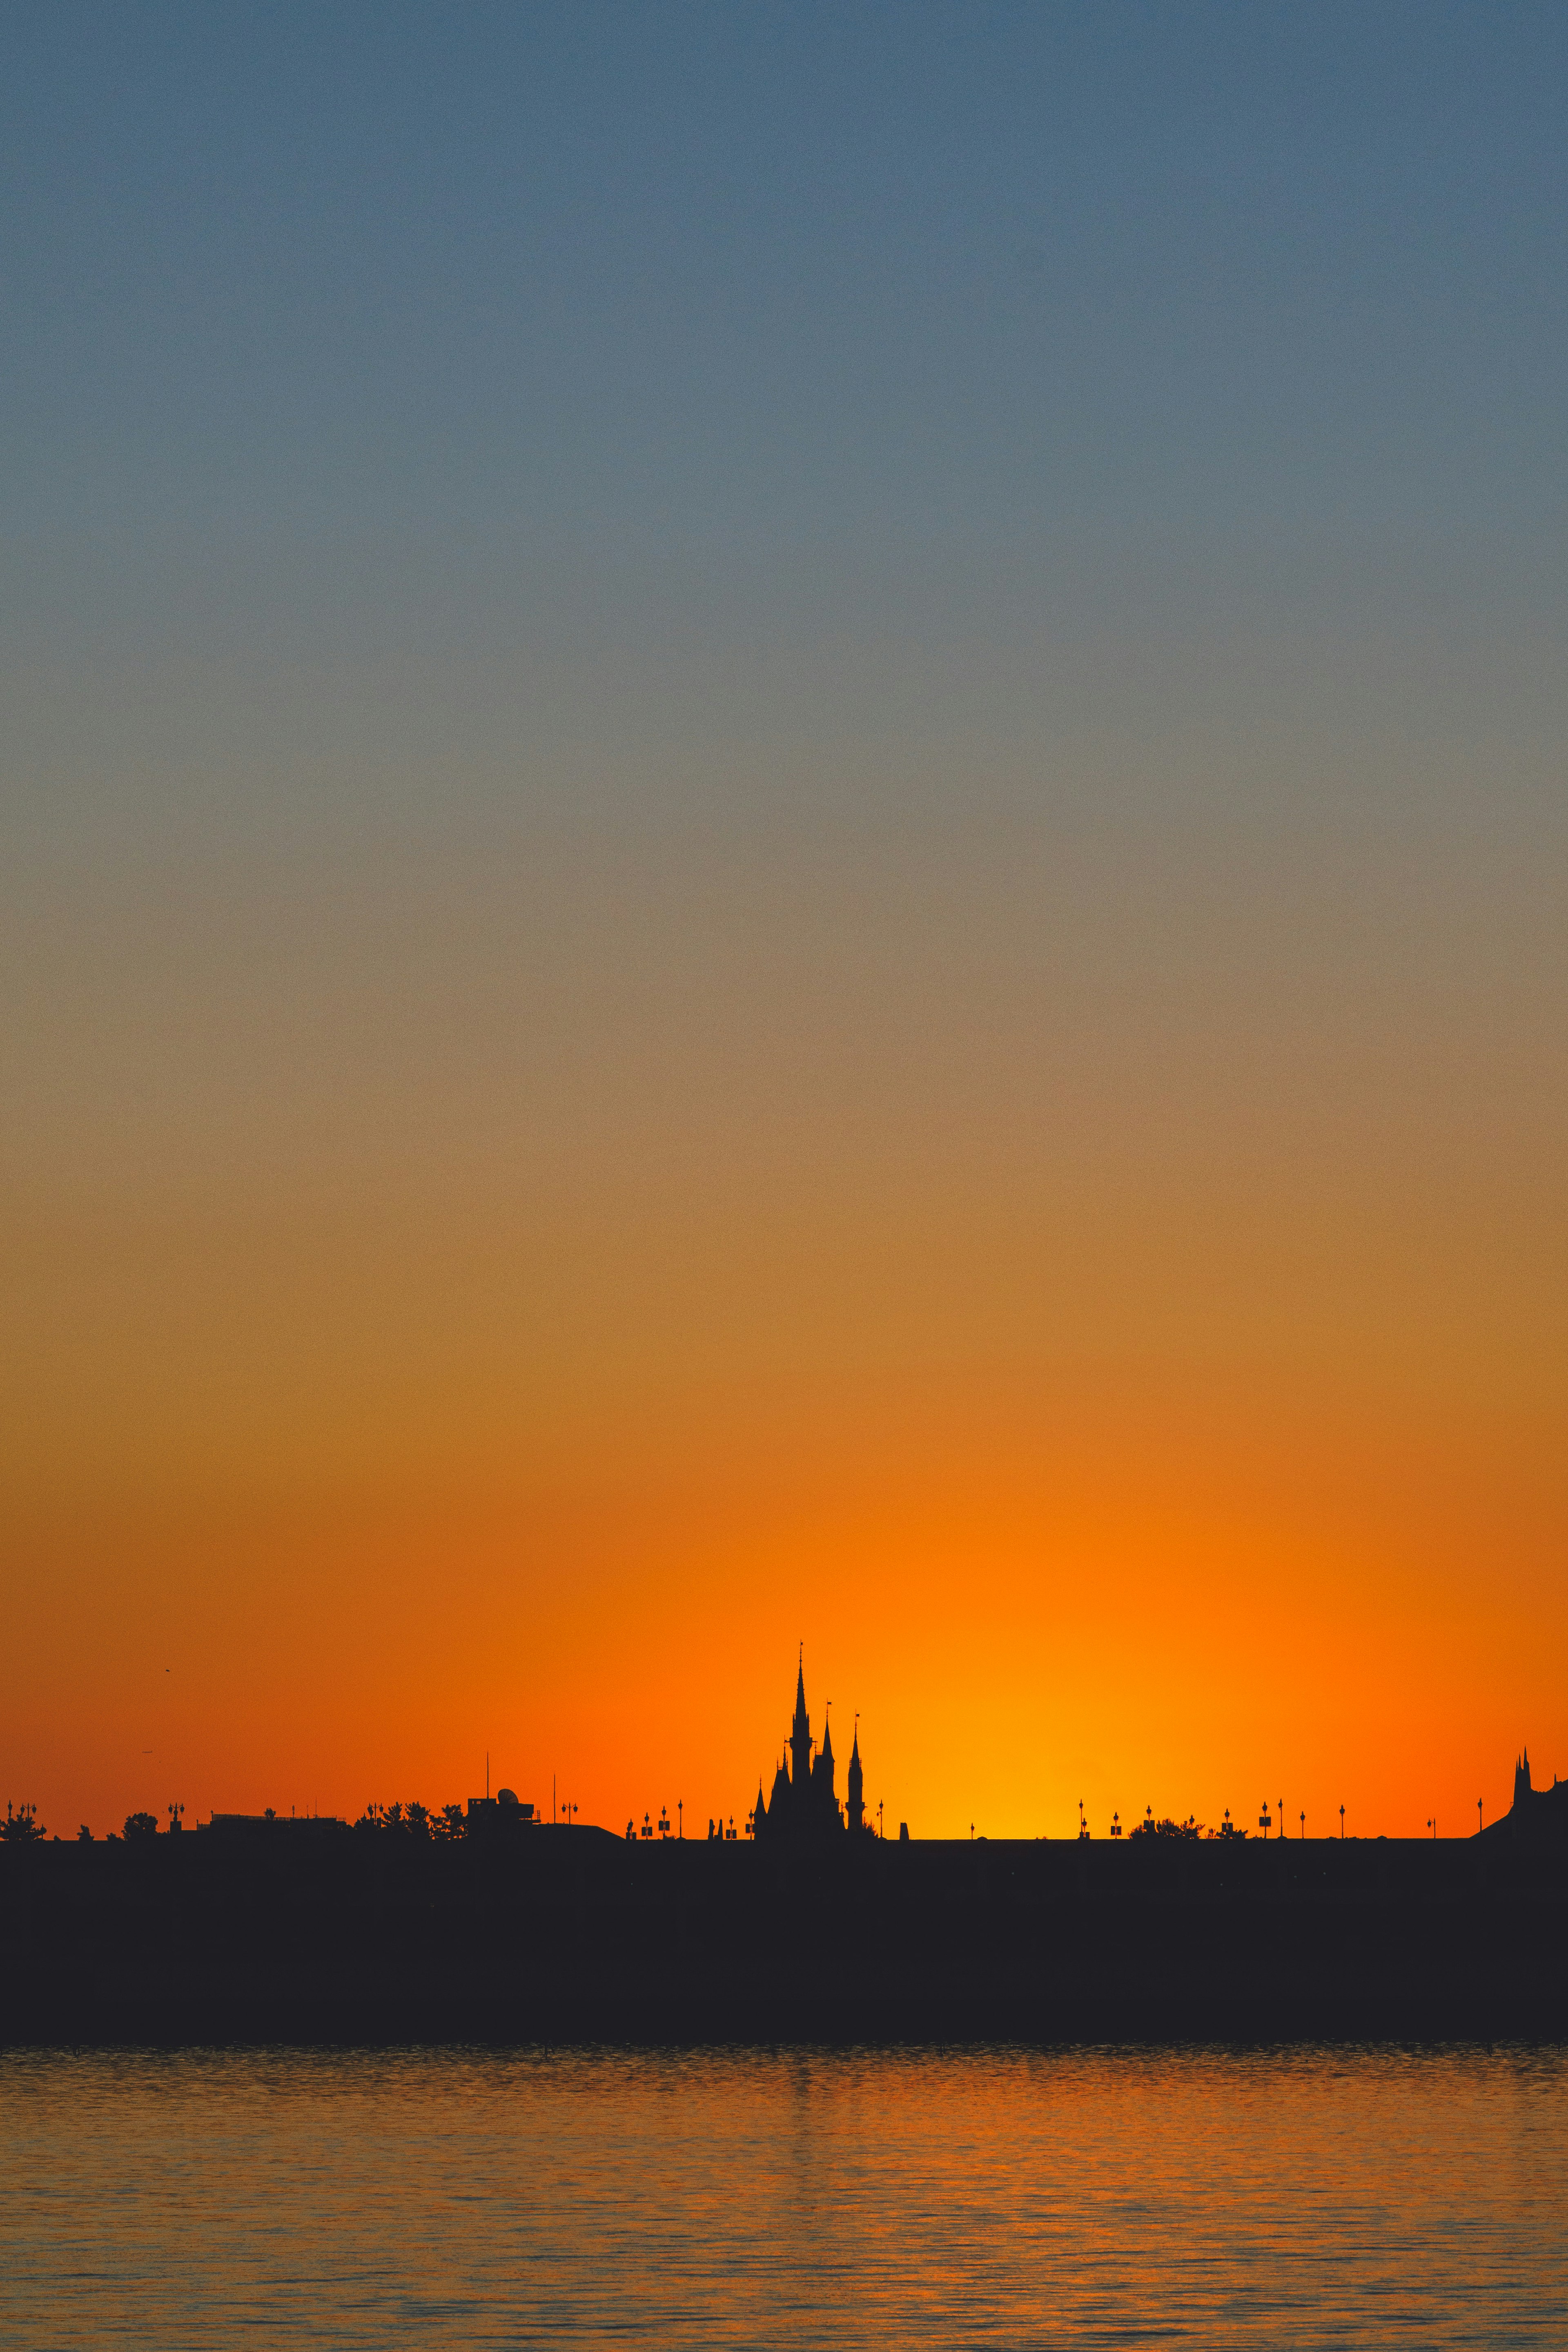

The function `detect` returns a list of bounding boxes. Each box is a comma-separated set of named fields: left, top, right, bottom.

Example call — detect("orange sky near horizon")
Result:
left=5, top=812, right=1563, bottom=1842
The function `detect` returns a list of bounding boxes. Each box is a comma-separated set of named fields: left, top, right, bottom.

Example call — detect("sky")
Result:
left=3, top=2, right=1565, bottom=1841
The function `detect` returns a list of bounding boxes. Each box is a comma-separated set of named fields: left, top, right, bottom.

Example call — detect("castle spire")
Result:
left=789, top=1651, right=812, bottom=1791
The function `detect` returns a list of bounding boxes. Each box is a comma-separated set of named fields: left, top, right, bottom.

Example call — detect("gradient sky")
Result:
left=4, top=2, right=1565, bottom=1841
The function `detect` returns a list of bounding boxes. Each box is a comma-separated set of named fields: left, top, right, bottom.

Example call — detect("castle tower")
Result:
left=847, top=1717, right=864, bottom=1835
left=812, top=1705, right=838, bottom=1825
left=1515, top=1748, right=1533, bottom=1811
left=789, top=1652, right=813, bottom=1795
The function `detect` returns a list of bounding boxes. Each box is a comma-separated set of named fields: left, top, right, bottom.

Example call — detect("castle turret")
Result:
left=1515, top=1748, right=1533, bottom=1811
left=790, top=1653, right=813, bottom=1796
left=847, top=1717, right=865, bottom=1835
left=812, top=1706, right=839, bottom=1826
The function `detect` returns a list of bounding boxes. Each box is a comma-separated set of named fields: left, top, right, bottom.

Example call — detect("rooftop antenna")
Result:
left=486, top=1752, right=490, bottom=1801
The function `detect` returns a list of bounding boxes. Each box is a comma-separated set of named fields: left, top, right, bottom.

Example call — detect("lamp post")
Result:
left=678, top=1799, right=683, bottom=1840
left=1477, top=1798, right=1483, bottom=1836
left=1339, top=1803, right=1345, bottom=1841
left=1299, top=1810, right=1305, bottom=1840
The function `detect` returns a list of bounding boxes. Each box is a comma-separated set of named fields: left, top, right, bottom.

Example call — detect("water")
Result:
left=3, top=2045, right=1565, bottom=2348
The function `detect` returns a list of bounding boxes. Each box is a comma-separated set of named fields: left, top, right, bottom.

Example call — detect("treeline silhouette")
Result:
left=6, top=1809, right=181, bottom=1844
left=3, top=1800, right=502, bottom=1844
left=354, top=1802, right=468, bottom=1839
left=1127, top=1815, right=1250, bottom=1841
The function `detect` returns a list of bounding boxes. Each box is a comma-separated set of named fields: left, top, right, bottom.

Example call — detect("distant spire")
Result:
left=846, top=1711, right=864, bottom=1832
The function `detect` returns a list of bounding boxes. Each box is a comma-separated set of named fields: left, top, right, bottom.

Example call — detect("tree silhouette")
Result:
left=351, top=1800, right=448, bottom=1836
left=123, top=1811, right=158, bottom=1841
left=2, top=1801, right=45, bottom=1843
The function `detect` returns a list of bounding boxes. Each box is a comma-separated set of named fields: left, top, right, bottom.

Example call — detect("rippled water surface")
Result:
left=4, top=2045, right=1566, bottom=2347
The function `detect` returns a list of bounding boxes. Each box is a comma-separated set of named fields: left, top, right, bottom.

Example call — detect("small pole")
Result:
left=1339, top=1803, right=1345, bottom=1841
left=1477, top=1797, right=1483, bottom=1835
left=1299, top=1810, right=1305, bottom=1840
left=678, top=1799, right=683, bottom=1840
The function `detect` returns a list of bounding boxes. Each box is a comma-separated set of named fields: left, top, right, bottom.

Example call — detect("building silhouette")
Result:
left=1486, top=1745, right=1568, bottom=1842
left=752, top=1655, right=871, bottom=1841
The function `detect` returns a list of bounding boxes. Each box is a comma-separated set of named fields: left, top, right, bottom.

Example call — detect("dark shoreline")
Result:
left=4, top=1830, right=1564, bottom=2047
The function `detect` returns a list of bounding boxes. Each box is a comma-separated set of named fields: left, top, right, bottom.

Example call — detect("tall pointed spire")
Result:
left=789, top=1649, right=812, bottom=1793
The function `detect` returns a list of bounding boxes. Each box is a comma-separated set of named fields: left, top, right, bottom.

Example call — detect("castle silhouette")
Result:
left=1488, top=1745, right=1568, bottom=1842
left=752, top=1655, right=868, bottom=1841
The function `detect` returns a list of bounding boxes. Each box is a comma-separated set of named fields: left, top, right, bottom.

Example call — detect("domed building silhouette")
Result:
left=751, top=1653, right=869, bottom=1841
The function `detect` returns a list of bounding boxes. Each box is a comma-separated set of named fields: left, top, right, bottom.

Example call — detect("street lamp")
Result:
left=1299, top=1810, right=1305, bottom=1840
left=1339, top=1804, right=1345, bottom=1840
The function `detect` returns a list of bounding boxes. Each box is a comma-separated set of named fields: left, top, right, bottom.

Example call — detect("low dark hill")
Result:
left=2, top=1830, right=1564, bottom=2045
